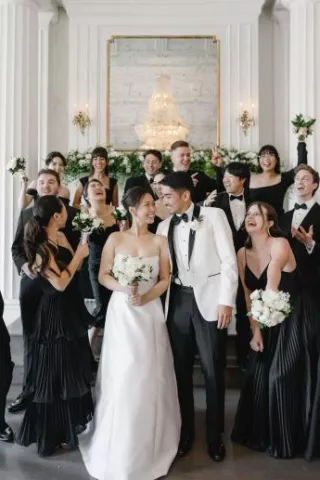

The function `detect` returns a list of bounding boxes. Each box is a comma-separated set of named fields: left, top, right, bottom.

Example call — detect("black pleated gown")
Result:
left=15, top=247, right=94, bottom=456
left=231, top=265, right=306, bottom=458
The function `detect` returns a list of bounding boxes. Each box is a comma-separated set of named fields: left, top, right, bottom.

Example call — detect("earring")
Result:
left=267, top=227, right=271, bottom=237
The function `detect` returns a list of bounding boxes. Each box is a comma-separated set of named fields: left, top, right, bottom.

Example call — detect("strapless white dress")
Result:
left=79, top=254, right=181, bottom=480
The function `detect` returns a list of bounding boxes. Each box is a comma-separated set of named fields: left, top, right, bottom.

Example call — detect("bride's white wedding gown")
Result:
left=79, top=254, right=181, bottom=480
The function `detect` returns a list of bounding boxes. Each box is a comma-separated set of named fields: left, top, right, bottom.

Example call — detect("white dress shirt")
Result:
left=173, top=203, right=194, bottom=286
left=228, top=192, right=246, bottom=231
left=291, top=198, right=315, bottom=229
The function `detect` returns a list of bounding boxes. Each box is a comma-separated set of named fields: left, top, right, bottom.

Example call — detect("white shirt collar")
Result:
left=177, top=202, right=194, bottom=221
left=145, top=173, right=153, bottom=181
left=297, top=198, right=315, bottom=210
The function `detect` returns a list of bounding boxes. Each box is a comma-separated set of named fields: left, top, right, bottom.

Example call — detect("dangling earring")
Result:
left=267, top=227, right=271, bottom=237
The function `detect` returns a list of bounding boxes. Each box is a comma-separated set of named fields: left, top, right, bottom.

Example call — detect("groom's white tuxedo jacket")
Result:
left=157, top=205, right=238, bottom=322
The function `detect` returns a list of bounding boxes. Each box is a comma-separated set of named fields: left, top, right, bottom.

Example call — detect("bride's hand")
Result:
left=128, top=292, right=145, bottom=306
left=250, top=327, right=264, bottom=352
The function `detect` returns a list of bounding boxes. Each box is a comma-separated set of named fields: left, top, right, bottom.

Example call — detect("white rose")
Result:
left=77, top=153, right=83, bottom=159
left=270, top=311, right=285, bottom=326
left=80, top=213, right=90, bottom=220
left=92, top=217, right=103, bottom=229
left=261, top=289, right=278, bottom=305
left=190, top=220, right=201, bottom=231
left=85, top=153, right=91, bottom=160
left=250, top=290, right=261, bottom=301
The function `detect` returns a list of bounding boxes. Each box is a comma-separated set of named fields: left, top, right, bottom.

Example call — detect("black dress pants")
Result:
left=0, top=292, right=14, bottom=427
left=167, top=283, right=227, bottom=445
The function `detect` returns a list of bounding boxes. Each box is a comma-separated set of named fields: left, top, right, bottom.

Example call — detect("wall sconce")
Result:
left=239, top=103, right=255, bottom=136
left=73, top=104, right=91, bottom=135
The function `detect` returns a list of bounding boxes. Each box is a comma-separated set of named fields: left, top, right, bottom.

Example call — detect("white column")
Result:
left=38, top=7, right=58, bottom=166
left=0, top=0, right=39, bottom=325
left=284, top=0, right=320, bottom=169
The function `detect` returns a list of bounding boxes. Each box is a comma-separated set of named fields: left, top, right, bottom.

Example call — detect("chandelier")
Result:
left=135, top=75, right=188, bottom=150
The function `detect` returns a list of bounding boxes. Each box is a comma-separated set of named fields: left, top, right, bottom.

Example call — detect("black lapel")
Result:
left=221, top=194, right=237, bottom=232
left=300, top=203, right=320, bottom=231
left=188, top=204, right=201, bottom=265
left=167, top=216, right=178, bottom=278
left=280, top=210, right=294, bottom=237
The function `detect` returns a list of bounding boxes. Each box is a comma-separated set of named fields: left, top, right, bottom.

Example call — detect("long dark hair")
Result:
left=90, top=146, right=109, bottom=176
left=257, top=145, right=281, bottom=174
left=245, top=201, right=283, bottom=249
left=24, top=196, right=66, bottom=276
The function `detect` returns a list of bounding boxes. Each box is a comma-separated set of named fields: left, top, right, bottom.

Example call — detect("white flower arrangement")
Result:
left=291, top=114, right=316, bottom=141
left=6, top=156, right=27, bottom=178
left=248, top=289, right=292, bottom=329
left=72, top=210, right=104, bottom=243
left=217, top=147, right=259, bottom=171
left=190, top=215, right=204, bottom=231
left=112, top=255, right=153, bottom=287
left=112, top=206, right=128, bottom=221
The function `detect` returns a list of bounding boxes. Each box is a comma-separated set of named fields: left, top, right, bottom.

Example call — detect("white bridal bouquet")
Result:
left=72, top=211, right=104, bottom=244
left=112, top=255, right=153, bottom=288
left=291, top=114, right=316, bottom=141
left=248, top=289, right=292, bottom=329
left=6, top=156, right=28, bottom=180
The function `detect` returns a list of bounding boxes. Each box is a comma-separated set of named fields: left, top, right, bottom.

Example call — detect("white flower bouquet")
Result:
left=112, top=206, right=128, bottom=221
left=72, top=211, right=104, bottom=244
left=248, top=289, right=292, bottom=329
left=291, top=114, right=316, bottom=141
left=112, top=255, right=153, bottom=288
left=6, top=156, right=28, bottom=180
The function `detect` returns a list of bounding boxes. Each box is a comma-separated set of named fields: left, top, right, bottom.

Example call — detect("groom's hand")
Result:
left=217, top=305, right=232, bottom=329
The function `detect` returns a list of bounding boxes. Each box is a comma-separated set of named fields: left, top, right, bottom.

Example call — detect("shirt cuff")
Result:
left=306, top=240, right=315, bottom=254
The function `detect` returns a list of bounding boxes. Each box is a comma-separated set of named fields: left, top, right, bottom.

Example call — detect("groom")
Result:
left=157, top=172, right=238, bottom=461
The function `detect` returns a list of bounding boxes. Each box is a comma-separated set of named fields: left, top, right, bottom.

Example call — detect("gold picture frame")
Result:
left=107, top=35, right=220, bottom=151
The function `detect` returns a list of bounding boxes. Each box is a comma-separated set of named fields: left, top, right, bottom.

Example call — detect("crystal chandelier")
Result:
left=135, top=75, right=188, bottom=150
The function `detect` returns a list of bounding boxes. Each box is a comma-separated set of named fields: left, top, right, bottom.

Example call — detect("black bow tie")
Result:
left=294, top=202, right=307, bottom=210
left=172, top=213, right=189, bottom=226
left=149, top=177, right=154, bottom=184
left=230, top=194, right=243, bottom=202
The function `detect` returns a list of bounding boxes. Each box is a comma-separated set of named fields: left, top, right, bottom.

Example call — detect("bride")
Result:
left=79, top=186, right=181, bottom=480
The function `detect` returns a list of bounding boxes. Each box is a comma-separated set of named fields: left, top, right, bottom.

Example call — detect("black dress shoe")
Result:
left=177, top=437, right=194, bottom=457
left=208, top=441, right=226, bottom=462
left=7, top=395, right=29, bottom=414
left=0, top=425, right=14, bottom=443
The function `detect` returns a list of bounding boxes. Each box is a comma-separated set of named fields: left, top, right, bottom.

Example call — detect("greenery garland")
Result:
left=64, top=146, right=259, bottom=183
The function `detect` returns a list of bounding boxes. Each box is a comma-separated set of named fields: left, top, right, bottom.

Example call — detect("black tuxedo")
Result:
left=11, top=204, right=80, bottom=394
left=211, top=191, right=249, bottom=252
left=0, top=291, right=14, bottom=428
left=211, top=190, right=251, bottom=368
left=280, top=203, right=320, bottom=304
left=124, top=174, right=157, bottom=200
left=188, top=171, right=217, bottom=204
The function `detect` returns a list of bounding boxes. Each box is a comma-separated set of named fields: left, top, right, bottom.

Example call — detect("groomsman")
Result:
left=9, top=169, right=80, bottom=413
left=124, top=149, right=162, bottom=200
left=208, top=162, right=251, bottom=369
left=0, top=291, right=14, bottom=442
left=157, top=172, right=238, bottom=461
left=170, top=140, right=218, bottom=204
left=279, top=164, right=320, bottom=305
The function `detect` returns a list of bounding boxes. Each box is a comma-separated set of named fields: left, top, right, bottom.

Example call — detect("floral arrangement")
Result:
left=248, top=289, right=292, bottom=329
left=112, top=255, right=153, bottom=287
left=6, top=157, right=28, bottom=179
left=64, top=145, right=258, bottom=182
left=190, top=215, right=204, bottom=232
left=291, top=114, right=316, bottom=141
left=112, top=206, right=128, bottom=221
left=217, top=147, right=259, bottom=172
left=72, top=211, right=104, bottom=243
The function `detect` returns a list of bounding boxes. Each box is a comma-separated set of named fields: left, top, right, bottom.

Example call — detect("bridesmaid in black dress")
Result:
left=73, top=146, right=118, bottom=209
left=231, top=202, right=320, bottom=459
left=15, top=196, right=94, bottom=456
left=212, top=140, right=308, bottom=216
left=83, top=179, right=119, bottom=346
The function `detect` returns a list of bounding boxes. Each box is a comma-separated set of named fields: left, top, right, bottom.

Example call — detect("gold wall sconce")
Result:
left=239, top=103, right=255, bottom=136
left=73, top=104, right=91, bottom=135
